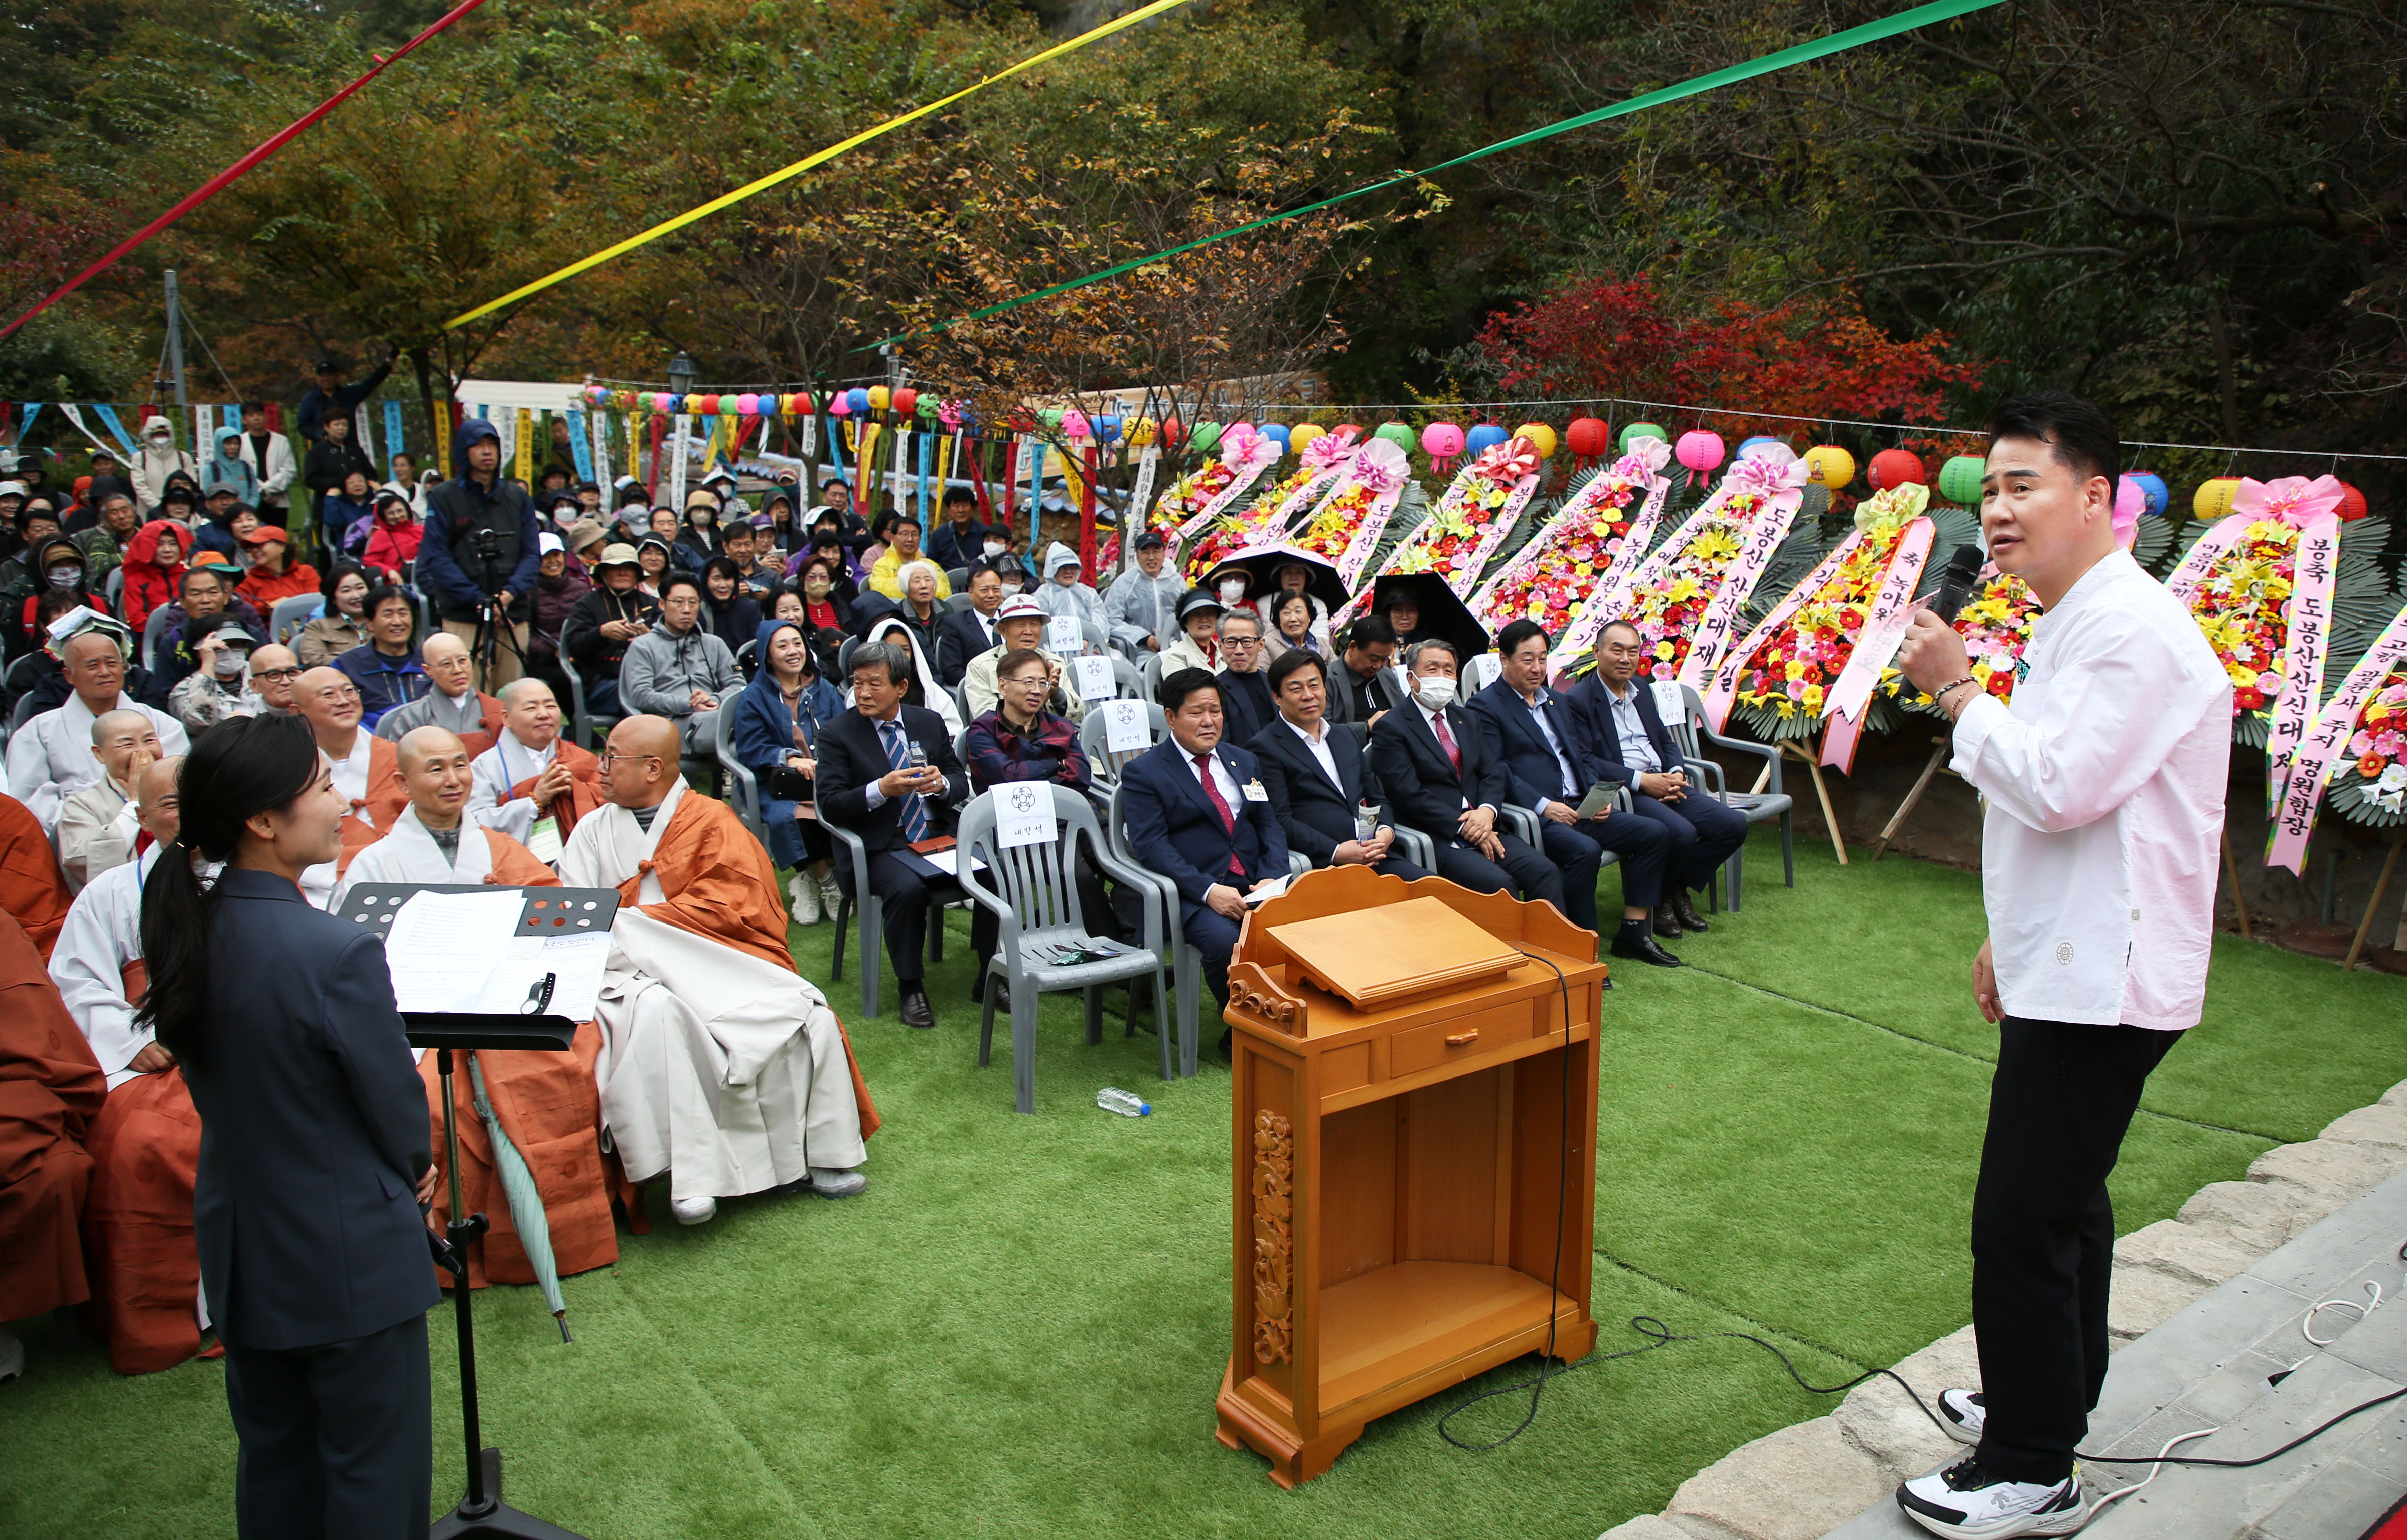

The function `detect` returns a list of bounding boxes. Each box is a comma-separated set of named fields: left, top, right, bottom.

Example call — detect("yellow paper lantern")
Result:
left=1289, top=423, right=1324, bottom=457
left=1513, top=422, right=1557, bottom=459
left=867, top=385, right=890, bottom=413
left=1804, top=444, right=1856, bottom=491
left=2193, top=477, right=2241, bottom=520
left=1125, top=417, right=1156, bottom=448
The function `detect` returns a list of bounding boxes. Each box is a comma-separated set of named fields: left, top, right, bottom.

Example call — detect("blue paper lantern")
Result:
left=2128, top=470, right=2169, bottom=518
left=1096, top=414, right=1122, bottom=444
left=846, top=387, right=870, bottom=414
left=1738, top=435, right=1784, bottom=461
left=1464, top=423, right=1510, bottom=457
left=1260, top=423, right=1291, bottom=455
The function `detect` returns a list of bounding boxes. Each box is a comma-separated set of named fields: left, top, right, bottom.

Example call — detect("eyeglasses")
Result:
left=599, top=751, right=662, bottom=768
left=309, top=684, right=362, bottom=701
left=1222, top=635, right=1262, bottom=649
left=1002, top=674, right=1052, bottom=689
left=253, top=667, right=302, bottom=683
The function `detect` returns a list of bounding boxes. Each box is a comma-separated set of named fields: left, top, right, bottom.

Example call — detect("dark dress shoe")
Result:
left=1651, top=902, right=1683, bottom=938
left=1671, top=890, right=1711, bottom=933
left=899, top=990, right=935, bottom=1029
left=969, top=974, right=1009, bottom=1010
left=1609, top=931, right=1684, bottom=968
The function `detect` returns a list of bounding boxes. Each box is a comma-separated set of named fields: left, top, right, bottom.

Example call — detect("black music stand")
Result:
left=339, top=883, right=622, bottom=1540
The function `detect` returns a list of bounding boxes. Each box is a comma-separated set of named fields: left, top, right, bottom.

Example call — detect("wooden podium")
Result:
left=1213, top=865, right=1609, bottom=1487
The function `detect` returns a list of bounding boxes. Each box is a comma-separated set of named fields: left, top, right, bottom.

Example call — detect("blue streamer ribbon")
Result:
left=567, top=409, right=593, bottom=482
left=384, top=400, right=405, bottom=464
left=90, top=404, right=140, bottom=457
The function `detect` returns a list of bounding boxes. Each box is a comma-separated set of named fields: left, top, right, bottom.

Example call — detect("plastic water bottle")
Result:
left=1097, top=1087, right=1151, bottom=1117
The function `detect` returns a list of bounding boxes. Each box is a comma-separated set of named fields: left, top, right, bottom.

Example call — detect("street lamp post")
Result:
left=667, top=351, right=696, bottom=402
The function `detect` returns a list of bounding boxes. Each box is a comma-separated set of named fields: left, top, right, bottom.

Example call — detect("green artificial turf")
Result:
left=3, top=825, right=2398, bottom=1538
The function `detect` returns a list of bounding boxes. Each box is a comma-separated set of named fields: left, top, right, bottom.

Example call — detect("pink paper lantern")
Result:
left=1676, top=430, right=1725, bottom=472
left=1421, top=421, right=1465, bottom=460
left=735, top=392, right=760, bottom=415
left=1061, top=410, right=1090, bottom=441
left=829, top=393, right=852, bottom=417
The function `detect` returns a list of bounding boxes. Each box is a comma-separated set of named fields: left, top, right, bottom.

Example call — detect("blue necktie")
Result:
left=880, top=720, right=929, bottom=841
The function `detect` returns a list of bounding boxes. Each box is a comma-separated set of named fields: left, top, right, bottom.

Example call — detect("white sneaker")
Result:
left=1898, top=1456, right=2084, bottom=1538
left=787, top=871, right=821, bottom=925
left=808, top=1167, right=866, bottom=1199
left=670, top=1194, right=717, bottom=1225
left=816, top=872, right=844, bottom=920
left=1938, top=1387, right=1987, bottom=1444
left=0, top=1325, right=21, bottom=1383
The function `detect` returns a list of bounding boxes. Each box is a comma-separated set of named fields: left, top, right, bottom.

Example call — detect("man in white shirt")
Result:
left=55, top=709, right=160, bottom=892
left=5, top=623, right=188, bottom=831
left=1891, top=392, right=2231, bottom=1538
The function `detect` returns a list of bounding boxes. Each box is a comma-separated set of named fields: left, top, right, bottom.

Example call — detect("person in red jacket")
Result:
left=360, top=490, right=423, bottom=576
left=234, top=527, right=321, bottom=611
left=118, top=520, right=190, bottom=634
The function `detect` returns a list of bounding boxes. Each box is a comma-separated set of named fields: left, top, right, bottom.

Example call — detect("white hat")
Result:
left=996, top=594, right=1047, bottom=622
left=538, top=532, right=565, bottom=556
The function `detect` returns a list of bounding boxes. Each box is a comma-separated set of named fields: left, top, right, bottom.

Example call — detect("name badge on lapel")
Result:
left=1242, top=779, right=1269, bottom=802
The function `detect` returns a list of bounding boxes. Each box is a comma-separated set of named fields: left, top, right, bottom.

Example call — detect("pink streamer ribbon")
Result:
left=1700, top=533, right=1862, bottom=732
left=2267, top=603, right=2407, bottom=874
left=1472, top=437, right=1541, bottom=486
left=1825, top=517, right=1939, bottom=733
left=1478, top=468, right=1673, bottom=635
left=2265, top=511, right=2342, bottom=822
left=1673, top=479, right=1810, bottom=691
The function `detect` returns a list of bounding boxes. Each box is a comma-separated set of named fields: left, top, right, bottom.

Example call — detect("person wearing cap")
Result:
left=959, top=592, right=1088, bottom=724
left=151, top=560, right=269, bottom=697
left=936, top=562, right=1005, bottom=686
left=560, top=543, right=661, bottom=715
left=6, top=618, right=187, bottom=830
left=1160, top=588, right=1224, bottom=677
left=923, top=485, right=993, bottom=571
left=11, top=536, right=96, bottom=651
left=565, top=517, right=608, bottom=565
left=1033, top=541, right=1105, bottom=639
left=53, top=709, right=162, bottom=891
left=360, top=490, right=423, bottom=575
left=373, top=631, right=504, bottom=758
left=128, top=415, right=198, bottom=513
left=296, top=350, right=394, bottom=444
left=525, top=531, right=590, bottom=702
left=234, top=526, right=320, bottom=610
left=167, top=614, right=261, bottom=728
left=757, top=489, right=797, bottom=560
left=0, top=504, right=67, bottom=651
left=419, top=417, right=539, bottom=690
left=674, top=487, right=723, bottom=569
left=1106, top=530, right=1183, bottom=655
left=237, top=401, right=298, bottom=520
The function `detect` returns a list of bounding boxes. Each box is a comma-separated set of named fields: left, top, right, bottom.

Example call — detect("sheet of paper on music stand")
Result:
left=1070, top=653, right=1113, bottom=702
left=385, top=890, right=526, bottom=1012
left=1045, top=615, right=1083, bottom=653
left=1102, top=698, right=1148, bottom=753
left=995, top=783, right=1057, bottom=848
left=473, top=932, right=611, bottom=1022
left=1649, top=680, right=1688, bottom=727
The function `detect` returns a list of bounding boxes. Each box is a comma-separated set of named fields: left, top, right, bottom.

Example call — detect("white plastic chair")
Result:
left=1077, top=700, right=1168, bottom=797
left=955, top=785, right=1170, bottom=1112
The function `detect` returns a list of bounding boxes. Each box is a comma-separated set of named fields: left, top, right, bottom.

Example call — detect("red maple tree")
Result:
left=1471, top=273, right=1985, bottom=430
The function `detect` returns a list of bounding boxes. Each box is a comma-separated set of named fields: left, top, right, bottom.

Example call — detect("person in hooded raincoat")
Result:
left=199, top=426, right=260, bottom=509
left=128, top=417, right=197, bottom=514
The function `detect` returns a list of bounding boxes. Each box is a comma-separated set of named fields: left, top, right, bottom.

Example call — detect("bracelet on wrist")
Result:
left=1933, top=676, right=1980, bottom=711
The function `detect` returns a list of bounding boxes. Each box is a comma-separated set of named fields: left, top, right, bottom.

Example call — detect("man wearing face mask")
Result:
left=127, top=415, right=198, bottom=513
left=923, top=485, right=993, bottom=570
left=1105, top=531, right=1183, bottom=654
left=168, top=620, right=268, bottom=734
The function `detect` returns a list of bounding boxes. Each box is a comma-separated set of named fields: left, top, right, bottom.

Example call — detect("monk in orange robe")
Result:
left=335, top=726, right=623, bottom=1288
left=558, top=715, right=875, bottom=1226
left=293, top=665, right=408, bottom=906
left=0, top=906, right=105, bottom=1364
left=0, top=790, right=73, bottom=961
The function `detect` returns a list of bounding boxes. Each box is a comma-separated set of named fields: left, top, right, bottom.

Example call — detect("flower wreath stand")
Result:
left=1158, top=424, right=1283, bottom=570
left=1468, top=437, right=1674, bottom=642
left=2263, top=598, right=2407, bottom=969
left=1332, top=435, right=1544, bottom=628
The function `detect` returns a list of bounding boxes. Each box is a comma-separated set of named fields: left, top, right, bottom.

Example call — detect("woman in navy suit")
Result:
left=138, top=713, right=440, bottom=1540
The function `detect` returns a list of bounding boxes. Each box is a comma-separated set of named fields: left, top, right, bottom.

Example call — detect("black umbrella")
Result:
left=1206, top=543, right=1349, bottom=613
left=1368, top=571, right=1490, bottom=663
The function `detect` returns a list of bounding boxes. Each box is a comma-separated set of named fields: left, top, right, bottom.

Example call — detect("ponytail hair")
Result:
left=137, top=714, right=324, bottom=1068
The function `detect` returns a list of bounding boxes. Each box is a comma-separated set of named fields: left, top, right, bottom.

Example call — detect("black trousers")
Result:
left=837, top=850, right=945, bottom=988
left=224, top=1312, right=431, bottom=1540
left=1629, top=790, right=1748, bottom=894
left=1970, top=1017, right=2179, bottom=1484
left=1431, top=833, right=1563, bottom=913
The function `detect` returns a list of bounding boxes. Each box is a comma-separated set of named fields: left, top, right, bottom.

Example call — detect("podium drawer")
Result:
left=1389, top=1004, right=1533, bottom=1079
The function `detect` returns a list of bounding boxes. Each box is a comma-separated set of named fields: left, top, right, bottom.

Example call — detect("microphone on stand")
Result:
left=1925, top=543, right=1988, bottom=626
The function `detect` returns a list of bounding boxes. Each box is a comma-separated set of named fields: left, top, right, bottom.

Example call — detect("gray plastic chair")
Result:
left=104, top=565, right=124, bottom=611
left=140, top=608, right=176, bottom=673
left=1079, top=618, right=1111, bottom=658
left=1107, top=784, right=1199, bottom=1078
left=715, top=698, right=765, bottom=846
left=826, top=816, right=954, bottom=1018
left=1139, top=648, right=1167, bottom=702
left=1077, top=700, right=1168, bottom=797
left=1673, top=683, right=1794, bottom=909
left=1109, top=654, right=1144, bottom=701
left=956, top=784, right=1170, bottom=1113
left=270, top=593, right=321, bottom=645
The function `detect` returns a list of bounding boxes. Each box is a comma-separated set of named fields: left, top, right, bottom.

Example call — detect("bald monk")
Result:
left=328, top=729, right=618, bottom=1290
left=51, top=758, right=210, bottom=1373
left=559, top=715, right=876, bottom=1225
left=0, top=898, right=106, bottom=1379
left=292, top=665, right=405, bottom=907
left=5, top=627, right=186, bottom=831
left=465, top=677, right=604, bottom=848
left=373, top=632, right=503, bottom=756
left=0, top=791, right=73, bottom=962
left=55, top=710, right=161, bottom=892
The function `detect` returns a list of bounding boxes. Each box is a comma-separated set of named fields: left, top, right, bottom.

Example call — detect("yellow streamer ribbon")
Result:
left=514, top=407, right=534, bottom=485
left=442, top=0, right=1197, bottom=329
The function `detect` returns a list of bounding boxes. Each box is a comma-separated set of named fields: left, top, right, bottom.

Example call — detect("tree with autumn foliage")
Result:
left=1469, top=272, right=1984, bottom=431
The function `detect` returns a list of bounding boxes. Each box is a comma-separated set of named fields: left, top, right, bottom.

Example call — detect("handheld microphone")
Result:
left=1926, top=543, right=1987, bottom=626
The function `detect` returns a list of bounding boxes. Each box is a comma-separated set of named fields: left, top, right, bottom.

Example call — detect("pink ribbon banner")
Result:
left=1699, top=532, right=1862, bottom=732
left=1673, top=465, right=1811, bottom=692
left=2267, top=602, right=2407, bottom=874
left=1329, top=440, right=1414, bottom=588
left=1161, top=431, right=1280, bottom=567
left=1332, top=440, right=1541, bottom=627
left=1821, top=516, right=1938, bottom=772
left=2265, top=511, right=2341, bottom=820
left=1500, top=443, right=1677, bottom=649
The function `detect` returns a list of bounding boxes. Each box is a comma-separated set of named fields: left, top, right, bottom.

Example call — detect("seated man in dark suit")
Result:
left=1250, top=648, right=1427, bottom=883
left=935, top=561, right=1003, bottom=687
left=1321, top=612, right=1405, bottom=742
left=1367, top=638, right=1567, bottom=920
left=812, top=640, right=969, bottom=1030
left=1470, top=618, right=1680, bottom=965
left=1567, top=617, right=1750, bottom=938
left=1214, top=606, right=1276, bottom=749
left=1118, top=667, right=1288, bottom=1049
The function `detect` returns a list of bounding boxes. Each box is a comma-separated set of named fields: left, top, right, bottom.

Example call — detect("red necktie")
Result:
left=1432, top=709, right=1461, bottom=773
left=1194, top=753, right=1235, bottom=835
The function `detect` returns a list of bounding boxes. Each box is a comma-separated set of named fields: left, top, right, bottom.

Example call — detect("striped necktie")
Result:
left=880, top=719, right=929, bottom=841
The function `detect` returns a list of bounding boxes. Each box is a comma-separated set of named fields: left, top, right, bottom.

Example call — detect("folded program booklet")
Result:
left=1574, top=783, right=1617, bottom=819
